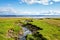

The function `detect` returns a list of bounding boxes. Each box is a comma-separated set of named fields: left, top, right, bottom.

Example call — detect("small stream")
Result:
left=18, top=27, right=32, bottom=40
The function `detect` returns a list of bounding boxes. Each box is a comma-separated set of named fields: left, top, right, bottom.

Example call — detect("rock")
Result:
left=18, top=30, right=24, bottom=36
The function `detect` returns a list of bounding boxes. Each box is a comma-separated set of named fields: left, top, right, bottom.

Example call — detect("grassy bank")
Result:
left=0, top=18, right=22, bottom=40
left=30, top=18, right=60, bottom=40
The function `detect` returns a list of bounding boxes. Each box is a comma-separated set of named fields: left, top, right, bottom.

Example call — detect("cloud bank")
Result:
left=0, top=7, right=60, bottom=15
left=20, top=0, right=60, bottom=5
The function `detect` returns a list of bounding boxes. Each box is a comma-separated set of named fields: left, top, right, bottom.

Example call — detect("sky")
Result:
left=0, top=0, right=60, bottom=15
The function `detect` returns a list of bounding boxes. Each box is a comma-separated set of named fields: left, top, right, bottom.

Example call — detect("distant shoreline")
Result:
left=0, top=17, right=60, bottom=18
left=0, top=15, right=60, bottom=18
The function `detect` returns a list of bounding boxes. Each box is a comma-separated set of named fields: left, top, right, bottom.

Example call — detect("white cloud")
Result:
left=0, top=7, right=60, bottom=15
left=0, top=7, right=39, bottom=15
left=20, top=0, right=51, bottom=5
left=39, top=0, right=49, bottom=5
left=0, top=7, right=16, bottom=13
left=21, top=0, right=50, bottom=5
left=20, top=0, right=60, bottom=5
left=0, top=7, right=18, bottom=15
left=49, top=10, right=60, bottom=15
left=50, top=2, right=53, bottom=4
left=53, top=0, right=60, bottom=2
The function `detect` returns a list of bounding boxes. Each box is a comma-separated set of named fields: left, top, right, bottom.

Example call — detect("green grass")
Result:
left=0, top=18, right=60, bottom=40
left=30, top=19, right=60, bottom=40
left=0, top=18, right=22, bottom=40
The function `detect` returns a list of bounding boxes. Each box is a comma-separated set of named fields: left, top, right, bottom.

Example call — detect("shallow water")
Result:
left=18, top=27, right=32, bottom=40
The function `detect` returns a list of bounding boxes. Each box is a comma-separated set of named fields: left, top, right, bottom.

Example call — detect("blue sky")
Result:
left=0, top=0, right=60, bottom=15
